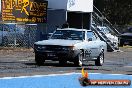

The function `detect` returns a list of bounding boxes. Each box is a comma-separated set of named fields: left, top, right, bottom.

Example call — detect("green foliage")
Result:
left=103, top=0, right=132, bottom=25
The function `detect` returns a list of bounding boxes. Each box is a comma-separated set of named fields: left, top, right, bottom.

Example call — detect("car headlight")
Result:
left=38, top=46, right=46, bottom=49
left=62, top=47, right=69, bottom=51
left=34, top=45, right=46, bottom=50
left=62, top=46, right=75, bottom=51
left=69, top=46, right=75, bottom=50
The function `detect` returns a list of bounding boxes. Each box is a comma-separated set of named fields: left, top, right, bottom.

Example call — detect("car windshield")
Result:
left=51, top=30, right=85, bottom=40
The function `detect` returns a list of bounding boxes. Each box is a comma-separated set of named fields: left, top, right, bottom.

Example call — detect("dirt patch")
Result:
left=0, top=47, right=34, bottom=60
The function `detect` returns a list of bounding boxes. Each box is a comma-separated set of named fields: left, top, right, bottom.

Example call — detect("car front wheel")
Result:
left=74, top=51, right=83, bottom=66
left=95, top=51, right=104, bottom=66
left=59, top=59, right=67, bottom=66
left=35, top=54, right=45, bottom=66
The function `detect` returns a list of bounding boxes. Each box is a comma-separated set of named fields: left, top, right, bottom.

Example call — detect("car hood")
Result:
left=34, top=39, right=82, bottom=46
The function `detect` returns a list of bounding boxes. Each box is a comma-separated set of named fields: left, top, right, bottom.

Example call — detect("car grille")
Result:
left=35, top=45, right=70, bottom=51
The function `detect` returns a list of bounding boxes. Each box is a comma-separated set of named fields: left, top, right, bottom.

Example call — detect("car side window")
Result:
left=87, top=31, right=97, bottom=41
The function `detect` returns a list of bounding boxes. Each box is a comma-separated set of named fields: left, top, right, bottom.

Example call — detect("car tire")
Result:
left=74, top=51, right=83, bottom=66
left=35, top=54, right=45, bottom=66
left=95, top=51, right=104, bottom=66
left=119, top=42, right=124, bottom=47
left=59, top=59, right=67, bottom=66
left=119, top=39, right=124, bottom=47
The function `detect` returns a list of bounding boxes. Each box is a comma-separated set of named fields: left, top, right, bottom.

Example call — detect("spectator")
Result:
left=62, top=22, right=69, bottom=28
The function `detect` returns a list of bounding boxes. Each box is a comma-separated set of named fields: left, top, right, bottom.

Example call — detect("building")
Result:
left=0, top=0, right=119, bottom=52
left=0, top=0, right=94, bottom=47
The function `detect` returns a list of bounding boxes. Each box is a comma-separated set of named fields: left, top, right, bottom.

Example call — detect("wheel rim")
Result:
left=79, top=53, right=83, bottom=66
left=100, top=53, right=104, bottom=65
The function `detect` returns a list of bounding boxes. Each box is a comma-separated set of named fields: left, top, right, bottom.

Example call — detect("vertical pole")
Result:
left=2, top=24, right=4, bottom=46
left=89, top=12, right=92, bottom=30
left=28, top=25, right=30, bottom=48
left=81, top=13, right=83, bottom=29
left=66, top=11, right=67, bottom=21
left=14, top=24, right=17, bottom=47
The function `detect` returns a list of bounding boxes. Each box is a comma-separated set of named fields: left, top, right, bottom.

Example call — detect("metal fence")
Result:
left=0, top=24, right=37, bottom=48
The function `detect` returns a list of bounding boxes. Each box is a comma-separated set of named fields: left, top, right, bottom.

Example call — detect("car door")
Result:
left=86, top=31, right=100, bottom=58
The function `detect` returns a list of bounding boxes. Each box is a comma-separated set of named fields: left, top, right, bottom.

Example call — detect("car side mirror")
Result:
left=88, top=38, right=92, bottom=41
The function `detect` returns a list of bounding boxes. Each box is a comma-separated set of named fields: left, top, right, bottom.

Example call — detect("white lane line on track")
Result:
left=18, top=60, right=29, bottom=61
left=0, top=72, right=132, bottom=80
left=124, top=66, right=132, bottom=68
left=0, top=72, right=76, bottom=79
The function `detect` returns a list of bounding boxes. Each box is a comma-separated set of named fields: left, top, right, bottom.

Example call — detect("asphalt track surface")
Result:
left=0, top=47, right=132, bottom=77
left=0, top=73, right=132, bottom=88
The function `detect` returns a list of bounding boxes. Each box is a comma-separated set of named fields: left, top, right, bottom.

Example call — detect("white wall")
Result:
left=67, top=0, right=93, bottom=12
left=47, top=0, right=93, bottom=12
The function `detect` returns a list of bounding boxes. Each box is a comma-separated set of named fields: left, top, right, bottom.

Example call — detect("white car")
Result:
left=34, top=28, right=107, bottom=66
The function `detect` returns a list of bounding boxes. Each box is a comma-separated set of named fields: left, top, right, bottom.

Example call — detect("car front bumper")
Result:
left=34, top=49, right=79, bottom=61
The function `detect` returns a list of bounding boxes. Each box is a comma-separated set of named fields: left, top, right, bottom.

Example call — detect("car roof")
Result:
left=56, top=28, right=91, bottom=32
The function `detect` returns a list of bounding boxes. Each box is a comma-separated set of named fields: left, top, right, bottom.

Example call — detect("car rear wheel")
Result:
left=119, top=39, right=124, bottom=47
left=119, top=42, right=124, bottom=47
left=74, top=51, right=83, bottom=66
left=95, top=51, right=104, bottom=66
left=35, top=54, right=45, bottom=66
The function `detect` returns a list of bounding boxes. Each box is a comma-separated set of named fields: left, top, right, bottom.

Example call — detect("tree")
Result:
left=103, top=0, right=132, bottom=25
left=94, top=0, right=104, bottom=12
